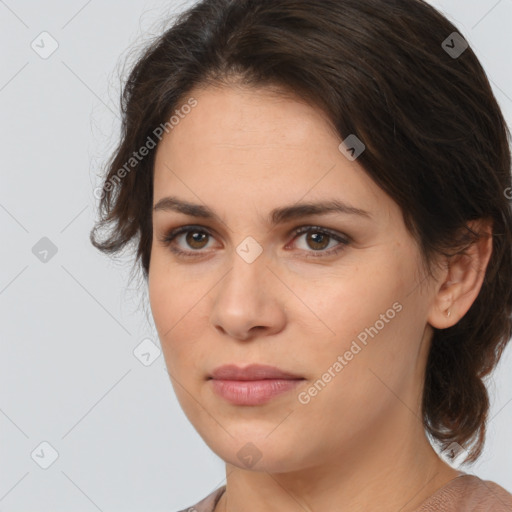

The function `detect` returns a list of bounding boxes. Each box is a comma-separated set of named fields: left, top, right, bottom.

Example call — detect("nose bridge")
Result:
left=210, top=199, right=284, bottom=293
left=235, top=234, right=265, bottom=267
left=221, top=234, right=268, bottom=300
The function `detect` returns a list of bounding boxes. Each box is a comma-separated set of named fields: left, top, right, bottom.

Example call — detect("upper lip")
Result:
left=209, top=364, right=303, bottom=381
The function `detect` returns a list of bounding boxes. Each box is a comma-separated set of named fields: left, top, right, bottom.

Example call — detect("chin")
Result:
left=201, top=432, right=312, bottom=473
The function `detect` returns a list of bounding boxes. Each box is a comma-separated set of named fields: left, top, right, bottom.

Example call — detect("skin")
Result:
left=148, top=84, right=493, bottom=512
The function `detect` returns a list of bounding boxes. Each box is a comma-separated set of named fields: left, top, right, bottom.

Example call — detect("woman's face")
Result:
left=149, top=84, right=439, bottom=473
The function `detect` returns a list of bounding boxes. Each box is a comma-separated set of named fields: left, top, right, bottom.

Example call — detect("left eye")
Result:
left=287, top=226, right=350, bottom=258
left=159, top=225, right=350, bottom=258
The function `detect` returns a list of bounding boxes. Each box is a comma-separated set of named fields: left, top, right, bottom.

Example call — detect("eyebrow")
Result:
left=152, top=195, right=372, bottom=225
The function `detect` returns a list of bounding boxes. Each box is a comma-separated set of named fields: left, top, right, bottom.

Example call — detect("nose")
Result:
left=209, top=248, right=287, bottom=341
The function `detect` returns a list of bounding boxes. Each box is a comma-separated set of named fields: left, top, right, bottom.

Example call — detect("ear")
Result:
left=427, top=218, right=493, bottom=329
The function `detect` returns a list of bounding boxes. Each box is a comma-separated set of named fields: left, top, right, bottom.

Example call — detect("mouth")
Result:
left=208, top=364, right=305, bottom=405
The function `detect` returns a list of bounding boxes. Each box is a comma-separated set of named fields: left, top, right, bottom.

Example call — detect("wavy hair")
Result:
left=90, top=0, right=512, bottom=463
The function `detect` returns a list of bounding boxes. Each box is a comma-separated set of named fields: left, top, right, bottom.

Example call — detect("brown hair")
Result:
left=90, top=0, right=512, bottom=463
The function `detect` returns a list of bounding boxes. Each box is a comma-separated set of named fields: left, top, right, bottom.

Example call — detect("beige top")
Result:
left=177, top=473, right=512, bottom=512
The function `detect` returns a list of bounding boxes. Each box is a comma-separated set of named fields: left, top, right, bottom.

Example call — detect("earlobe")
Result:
left=428, top=282, right=456, bottom=329
left=427, top=219, right=493, bottom=330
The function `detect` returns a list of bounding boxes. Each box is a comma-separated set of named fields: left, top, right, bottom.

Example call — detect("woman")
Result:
left=90, top=0, right=512, bottom=510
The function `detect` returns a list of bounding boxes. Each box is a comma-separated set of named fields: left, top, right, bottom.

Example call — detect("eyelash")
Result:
left=158, top=225, right=350, bottom=259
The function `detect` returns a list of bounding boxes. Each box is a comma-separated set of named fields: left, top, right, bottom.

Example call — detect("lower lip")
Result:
left=210, top=378, right=304, bottom=405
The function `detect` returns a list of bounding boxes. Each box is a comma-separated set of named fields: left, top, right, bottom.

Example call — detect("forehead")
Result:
left=164, top=84, right=336, bottom=153
left=152, top=85, right=395, bottom=223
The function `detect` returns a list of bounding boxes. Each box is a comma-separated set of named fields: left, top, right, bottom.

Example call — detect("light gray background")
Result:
left=0, top=1, right=511, bottom=511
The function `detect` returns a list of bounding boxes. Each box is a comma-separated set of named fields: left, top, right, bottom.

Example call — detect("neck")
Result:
left=215, top=407, right=461, bottom=512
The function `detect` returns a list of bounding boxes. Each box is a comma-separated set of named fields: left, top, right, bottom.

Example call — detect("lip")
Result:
left=209, top=363, right=303, bottom=381
left=208, top=364, right=304, bottom=406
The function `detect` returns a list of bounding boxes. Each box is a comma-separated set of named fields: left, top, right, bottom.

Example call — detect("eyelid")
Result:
left=158, top=224, right=351, bottom=258
left=287, top=225, right=350, bottom=258
left=290, top=225, right=350, bottom=244
left=158, top=224, right=218, bottom=247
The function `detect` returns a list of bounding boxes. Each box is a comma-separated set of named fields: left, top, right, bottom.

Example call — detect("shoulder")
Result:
left=416, top=474, right=512, bottom=511
left=175, top=485, right=226, bottom=512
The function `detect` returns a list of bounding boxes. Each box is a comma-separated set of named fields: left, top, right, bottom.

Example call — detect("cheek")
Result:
left=299, top=262, right=404, bottom=345
left=301, top=260, right=418, bottom=387
left=149, top=262, right=185, bottom=357
left=293, top=304, right=414, bottom=446
left=148, top=263, right=210, bottom=378
left=148, top=263, right=172, bottom=335
left=148, top=248, right=191, bottom=329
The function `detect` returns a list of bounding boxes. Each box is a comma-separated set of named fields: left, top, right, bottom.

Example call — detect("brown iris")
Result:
left=185, top=231, right=209, bottom=249
left=305, top=232, right=330, bottom=251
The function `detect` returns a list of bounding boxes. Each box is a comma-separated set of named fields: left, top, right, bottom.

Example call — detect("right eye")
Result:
left=159, top=225, right=215, bottom=257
